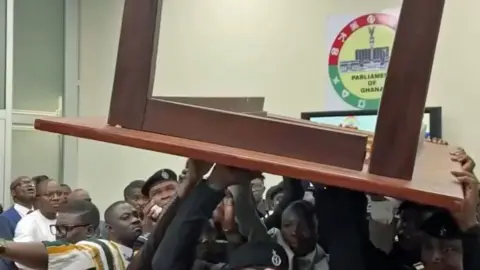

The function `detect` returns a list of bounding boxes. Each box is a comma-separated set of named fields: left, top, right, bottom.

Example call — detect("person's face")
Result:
left=126, top=187, right=148, bottom=212
left=12, top=177, right=36, bottom=202
left=281, top=207, right=317, bottom=256
left=271, top=192, right=284, bottom=210
left=59, top=186, right=71, bottom=204
left=36, top=181, right=62, bottom=214
left=251, top=179, right=265, bottom=203
left=148, top=181, right=178, bottom=207
left=421, top=236, right=463, bottom=270
left=107, top=203, right=142, bottom=245
left=54, top=212, right=95, bottom=243
left=397, top=208, right=428, bottom=250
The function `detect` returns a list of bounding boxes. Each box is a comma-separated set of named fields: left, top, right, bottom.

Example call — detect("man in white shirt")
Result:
left=15, top=178, right=61, bottom=243
left=14, top=178, right=61, bottom=269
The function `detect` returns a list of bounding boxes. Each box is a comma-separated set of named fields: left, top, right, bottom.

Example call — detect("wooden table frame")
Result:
left=35, top=0, right=463, bottom=210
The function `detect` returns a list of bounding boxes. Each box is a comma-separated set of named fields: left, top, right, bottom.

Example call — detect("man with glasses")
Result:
left=14, top=178, right=61, bottom=243
left=0, top=200, right=142, bottom=269
left=51, top=199, right=100, bottom=243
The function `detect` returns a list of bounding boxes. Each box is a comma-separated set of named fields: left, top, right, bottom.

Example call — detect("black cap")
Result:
left=420, top=210, right=463, bottom=239
left=228, top=241, right=289, bottom=270
left=141, top=169, right=177, bottom=196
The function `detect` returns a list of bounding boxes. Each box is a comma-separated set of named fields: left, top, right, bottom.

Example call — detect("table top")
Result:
left=34, top=116, right=464, bottom=211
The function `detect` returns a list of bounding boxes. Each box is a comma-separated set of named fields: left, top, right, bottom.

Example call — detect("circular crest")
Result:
left=328, top=13, right=397, bottom=109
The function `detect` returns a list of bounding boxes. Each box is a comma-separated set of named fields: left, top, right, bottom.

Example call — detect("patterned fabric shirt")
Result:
left=43, top=238, right=133, bottom=270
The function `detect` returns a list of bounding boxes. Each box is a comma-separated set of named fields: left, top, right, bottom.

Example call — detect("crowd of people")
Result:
left=0, top=144, right=476, bottom=269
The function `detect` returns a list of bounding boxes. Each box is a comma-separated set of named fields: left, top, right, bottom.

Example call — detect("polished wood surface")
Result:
left=108, top=0, right=161, bottom=129
left=369, top=0, right=445, bottom=180
left=35, top=117, right=463, bottom=211
left=143, top=99, right=368, bottom=170
left=152, top=97, right=265, bottom=112
left=54, top=0, right=463, bottom=209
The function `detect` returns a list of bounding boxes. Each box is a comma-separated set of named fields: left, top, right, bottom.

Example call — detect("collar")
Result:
left=114, top=242, right=133, bottom=260
left=270, top=228, right=327, bottom=269
left=13, top=203, right=34, bottom=217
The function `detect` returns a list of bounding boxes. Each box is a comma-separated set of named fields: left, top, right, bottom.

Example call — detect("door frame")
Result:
left=1, top=0, right=79, bottom=207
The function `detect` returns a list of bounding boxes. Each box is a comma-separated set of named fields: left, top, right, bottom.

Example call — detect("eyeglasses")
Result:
left=50, top=224, right=90, bottom=237
left=37, top=191, right=63, bottom=199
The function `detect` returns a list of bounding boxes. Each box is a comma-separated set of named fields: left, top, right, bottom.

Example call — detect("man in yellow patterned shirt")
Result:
left=0, top=200, right=141, bottom=269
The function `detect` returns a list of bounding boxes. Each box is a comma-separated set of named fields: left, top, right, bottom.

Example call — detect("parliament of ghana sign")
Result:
left=328, top=13, right=397, bottom=109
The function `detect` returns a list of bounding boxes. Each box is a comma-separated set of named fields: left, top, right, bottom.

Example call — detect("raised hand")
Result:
left=185, top=159, right=213, bottom=182
left=450, top=170, right=479, bottom=231
left=207, top=165, right=261, bottom=191
left=451, top=148, right=475, bottom=173
left=143, top=200, right=162, bottom=222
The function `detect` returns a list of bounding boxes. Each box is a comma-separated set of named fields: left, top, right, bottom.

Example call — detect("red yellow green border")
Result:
left=328, top=13, right=397, bottom=109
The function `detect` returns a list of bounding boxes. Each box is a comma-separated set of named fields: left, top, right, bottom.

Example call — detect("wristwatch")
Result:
left=0, top=238, right=7, bottom=254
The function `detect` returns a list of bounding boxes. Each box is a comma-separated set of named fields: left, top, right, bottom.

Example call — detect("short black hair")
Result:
left=266, top=182, right=284, bottom=202
left=104, top=201, right=128, bottom=224
left=60, top=183, right=71, bottom=188
left=283, top=200, right=316, bottom=222
left=58, top=199, right=100, bottom=228
left=397, top=201, right=438, bottom=214
left=32, top=175, right=50, bottom=186
left=123, top=180, right=145, bottom=199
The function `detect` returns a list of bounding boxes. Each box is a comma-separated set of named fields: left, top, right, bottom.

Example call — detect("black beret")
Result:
left=420, top=210, right=463, bottom=239
left=141, top=169, right=178, bottom=196
left=228, top=241, right=289, bottom=270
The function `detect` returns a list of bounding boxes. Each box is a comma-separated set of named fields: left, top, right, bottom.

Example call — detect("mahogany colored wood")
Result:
left=34, top=117, right=464, bottom=211
left=153, top=97, right=265, bottom=112
left=369, top=0, right=445, bottom=180
left=143, top=99, right=368, bottom=169
left=108, top=0, right=162, bottom=129
left=106, top=0, right=368, bottom=170
left=33, top=0, right=464, bottom=208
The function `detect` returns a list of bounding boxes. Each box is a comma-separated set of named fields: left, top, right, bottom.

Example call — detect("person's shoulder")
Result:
left=0, top=207, right=14, bottom=216
left=267, top=227, right=280, bottom=237
left=77, top=238, right=123, bottom=253
left=77, top=238, right=109, bottom=245
left=20, top=210, right=39, bottom=220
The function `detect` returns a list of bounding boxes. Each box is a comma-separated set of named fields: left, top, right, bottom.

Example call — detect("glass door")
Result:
left=7, top=0, right=66, bottom=208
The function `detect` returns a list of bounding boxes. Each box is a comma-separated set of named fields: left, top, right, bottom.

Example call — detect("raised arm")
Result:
left=229, top=183, right=269, bottom=242
left=128, top=159, right=210, bottom=270
left=263, top=176, right=305, bottom=230
left=151, top=165, right=261, bottom=270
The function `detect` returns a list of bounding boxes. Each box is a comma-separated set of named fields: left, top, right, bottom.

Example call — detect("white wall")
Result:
left=78, top=0, right=479, bottom=213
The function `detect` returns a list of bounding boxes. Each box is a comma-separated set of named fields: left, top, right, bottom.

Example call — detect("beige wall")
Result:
left=78, top=0, right=478, bottom=213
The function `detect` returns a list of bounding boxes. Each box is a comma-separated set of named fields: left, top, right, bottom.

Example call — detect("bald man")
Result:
left=68, top=189, right=91, bottom=202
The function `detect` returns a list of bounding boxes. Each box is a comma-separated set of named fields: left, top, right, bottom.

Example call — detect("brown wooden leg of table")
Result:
left=369, top=0, right=445, bottom=180
left=108, top=0, right=161, bottom=129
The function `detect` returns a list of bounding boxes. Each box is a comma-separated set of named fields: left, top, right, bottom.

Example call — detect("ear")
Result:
left=86, top=225, right=97, bottom=237
left=105, top=223, right=113, bottom=232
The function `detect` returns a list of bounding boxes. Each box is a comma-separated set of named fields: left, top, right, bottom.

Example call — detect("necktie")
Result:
left=292, top=256, right=299, bottom=270
left=26, top=210, right=33, bottom=215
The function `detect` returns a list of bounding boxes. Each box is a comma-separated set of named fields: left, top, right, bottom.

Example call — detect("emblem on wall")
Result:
left=328, top=13, right=397, bottom=109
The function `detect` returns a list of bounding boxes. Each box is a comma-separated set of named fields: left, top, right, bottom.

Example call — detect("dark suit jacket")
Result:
left=0, top=207, right=21, bottom=270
